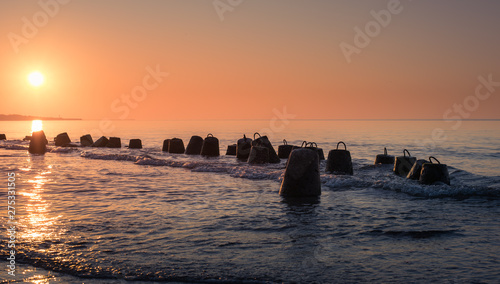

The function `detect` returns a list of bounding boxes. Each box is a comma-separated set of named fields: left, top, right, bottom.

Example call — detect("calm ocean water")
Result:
left=1, top=120, right=499, bottom=283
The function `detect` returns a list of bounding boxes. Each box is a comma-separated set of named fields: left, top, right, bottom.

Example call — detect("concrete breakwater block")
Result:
left=92, top=136, right=109, bottom=147
left=252, top=133, right=280, bottom=163
left=278, top=139, right=295, bottom=159
left=419, top=156, right=451, bottom=185
left=201, top=134, right=220, bottom=157
left=29, top=130, right=47, bottom=154
left=305, top=142, right=325, bottom=160
left=374, top=147, right=395, bottom=165
left=225, top=144, right=236, bottom=155
left=55, top=132, right=71, bottom=146
left=80, top=134, right=93, bottom=147
left=248, top=145, right=269, bottom=164
left=394, top=149, right=416, bottom=176
left=107, top=137, right=121, bottom=148
left=185, top=135, right=203, bottom=155
left=236, top=134, right=252, bottom=161
left=325, top=141, right=353, bottom=175
left=169, top=138, right=185, bottom=154
left=406, top=159, right=427, bottom=180
left=129, top=139, right=142, bottom=149
left=279, top=147, right=321, bottom=197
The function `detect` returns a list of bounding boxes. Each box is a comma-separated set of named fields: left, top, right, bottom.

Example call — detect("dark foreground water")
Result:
left=1, top=120, right=499, bottom=283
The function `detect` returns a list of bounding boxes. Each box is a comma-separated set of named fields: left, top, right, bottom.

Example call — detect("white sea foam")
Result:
left=81, top=152, right=140, bottom=162
left=0, top=140, right=497, bottom=198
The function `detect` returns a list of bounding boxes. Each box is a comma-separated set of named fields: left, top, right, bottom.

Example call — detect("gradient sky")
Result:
left=1, top=0, right=500, bottom=120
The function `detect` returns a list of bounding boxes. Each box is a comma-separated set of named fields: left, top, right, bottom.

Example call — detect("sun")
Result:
left=28, top=71, right=44, bottom=87
left=31, top=120, right=43, bottom=133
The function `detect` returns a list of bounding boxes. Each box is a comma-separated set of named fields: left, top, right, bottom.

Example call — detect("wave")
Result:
left=2, top=141, right=499, bottom=198
left=0, top=144, right=29, bottom=150
left=81, top=152, right=141, bottom=162
left=80, top=151, right=500, bottom=198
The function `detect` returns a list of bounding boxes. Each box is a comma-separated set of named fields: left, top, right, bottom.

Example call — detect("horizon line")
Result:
left=2, top=116, right=500, bottom=122
left=12, top=118, right=500, bottom=122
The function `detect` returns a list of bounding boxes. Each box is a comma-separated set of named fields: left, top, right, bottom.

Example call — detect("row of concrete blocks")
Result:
left=31, top=132, right=221, bottom=155
left=24, top=131, right=142, bottom=154
left=228, top=134, right=353, bottom=176
left=21, top=131, right=450, bottom=199
left=162, top=134, right=220, bottom=157
left=280, top=146, right=450, bottom=198
left=227, top=134, right=324, bottom=164
left=389, top=149, right=451, bottom=186
left=52, top=133, right=142, bottom=149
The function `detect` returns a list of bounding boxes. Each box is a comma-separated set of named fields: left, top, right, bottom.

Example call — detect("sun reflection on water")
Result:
left=19, top=156, right=63, bottom=244
left=23, top=274, right=54, bottom=284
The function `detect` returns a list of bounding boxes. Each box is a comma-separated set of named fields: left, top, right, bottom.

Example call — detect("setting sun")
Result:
left=28, top=71, right=44, bottom=87
left=31, top=120, right=43, bottom=133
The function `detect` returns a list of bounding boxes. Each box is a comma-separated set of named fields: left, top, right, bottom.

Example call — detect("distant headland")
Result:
left=0, top=114, right=81, bottom=121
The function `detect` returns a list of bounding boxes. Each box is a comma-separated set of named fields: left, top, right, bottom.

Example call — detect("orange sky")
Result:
left=1, top=0, right=500, bottom=120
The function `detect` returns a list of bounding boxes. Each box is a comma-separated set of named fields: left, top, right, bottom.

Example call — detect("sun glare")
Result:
left=28, top=71, right=44, bottom=87
left=31, top=120, right=43, bottom=133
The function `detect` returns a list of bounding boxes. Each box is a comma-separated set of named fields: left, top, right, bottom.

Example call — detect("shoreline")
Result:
left=0, top=114, right=81, bottom=121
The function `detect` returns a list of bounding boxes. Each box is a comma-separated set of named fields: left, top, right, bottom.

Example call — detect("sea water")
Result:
left=0, top=120, right=499, bottom=283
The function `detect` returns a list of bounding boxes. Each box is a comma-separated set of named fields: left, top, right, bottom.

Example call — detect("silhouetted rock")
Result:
left=248, top=146, right=269, bottom=164
left=305, top=142, right=325, bottom=160
left=185, top=135, right=203, bottom=155
left=107, top=137, right=121, bottom=148
left=419, top=157, right=450, bottom=185
left=55, top=132, right=71, bottom=146
left=394, top=149, right=416, bottom=176
left=225, top=144, right=236, bottom=155
left=0, top=134, right=6, bottom=140
left=129, top=139, right=142, bottom=149
left=236, top=134, right=252, bottom=161
left=92, top=136, right=109, bottom=147
left=279, top=148, right=321, bottom=197
left=278, top=139, right=294, bottom=159
left=374, top=147, right=395, bottom=165
left=406, top=159, right=427, bottom=180
left=80, top=134, right=93, bottom=147
left=252, top=133, right=280, bottom=163
left=201, top=134, right=220, bottom=157
left=23, top=136, right=32, bottom=141
left=29, top=130, right=47, bottom=154
left=168, top=138, right=185, bottom=154
left=326, top=141, right=353, bottom=175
